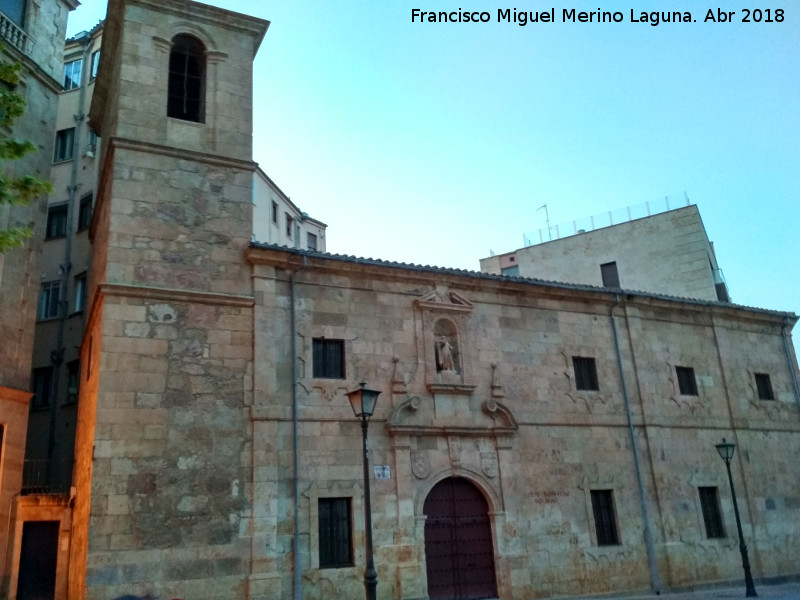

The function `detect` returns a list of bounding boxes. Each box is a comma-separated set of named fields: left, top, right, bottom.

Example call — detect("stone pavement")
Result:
left=591, top=581, right=800, bottom=600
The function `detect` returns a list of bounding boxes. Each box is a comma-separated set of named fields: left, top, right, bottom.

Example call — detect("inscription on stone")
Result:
left=526, top=490, right=571, bottom=505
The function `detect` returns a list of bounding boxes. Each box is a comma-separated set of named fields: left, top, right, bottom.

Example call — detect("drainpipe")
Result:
left=781, top=319, right=800, bottom=417
left=290, top=256, right=306, bottom=600
left=46, top=32, right=94, bottom=486
left=610, top=294, right=661, bottom=593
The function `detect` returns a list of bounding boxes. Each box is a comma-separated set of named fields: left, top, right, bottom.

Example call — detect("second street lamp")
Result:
left=347, top=381, right=382, bottom=600
left=715, top=438, right=757, bottom=598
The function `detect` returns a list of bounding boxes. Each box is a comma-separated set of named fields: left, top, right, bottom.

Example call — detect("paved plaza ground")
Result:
left=577, top=581, right=800, bottom=600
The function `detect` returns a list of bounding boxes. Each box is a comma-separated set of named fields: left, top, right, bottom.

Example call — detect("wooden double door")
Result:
left=423, top=477, right=498, bottom=600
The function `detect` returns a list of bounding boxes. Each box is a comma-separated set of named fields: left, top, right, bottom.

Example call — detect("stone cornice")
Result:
left=0, top=385, right=33, bottom=405
left=108, top=137, right=258, bottom=172
left=99, top=283, right=253, bottom=307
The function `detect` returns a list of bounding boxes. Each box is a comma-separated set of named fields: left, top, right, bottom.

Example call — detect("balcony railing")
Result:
left=0, top=11, right=29, bottom=55
left=22, top=459, right=73, bottom=495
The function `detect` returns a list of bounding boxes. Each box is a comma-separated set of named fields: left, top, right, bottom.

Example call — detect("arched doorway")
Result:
left=423, top=477, right=498, bottom=600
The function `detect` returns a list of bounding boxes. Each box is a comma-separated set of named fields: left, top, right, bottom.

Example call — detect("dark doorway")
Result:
left=17, top=520, right=59, bottom=600
left=424, top=477, right=498, bottom=600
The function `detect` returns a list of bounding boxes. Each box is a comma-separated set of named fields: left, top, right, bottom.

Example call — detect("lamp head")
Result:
left=715, top=438, right=736, bottom=463
left=347, top=380, right=381, bottom=421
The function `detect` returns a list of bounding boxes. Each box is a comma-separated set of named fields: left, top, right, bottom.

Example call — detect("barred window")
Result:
left=572, top=356, right=599, bottom=391
left=167, top=34, right=205, bottom=122
left=319, top=498, right=353, bottom=568
left=313, top=339, right=345, bottom=379
left=591, top=489, right=620, bottom=546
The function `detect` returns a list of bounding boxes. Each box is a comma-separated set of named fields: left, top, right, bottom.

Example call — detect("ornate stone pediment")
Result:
left=414, top=289, right=474, bottom=313
left=385, top=395, right=518, bottom=437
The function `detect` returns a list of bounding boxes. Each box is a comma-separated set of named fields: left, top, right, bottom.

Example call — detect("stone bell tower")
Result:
left=70, top=1, right=268, bottom=597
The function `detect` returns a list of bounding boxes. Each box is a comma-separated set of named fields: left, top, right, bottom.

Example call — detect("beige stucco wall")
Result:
left=481, top=205, right=722, bottom=301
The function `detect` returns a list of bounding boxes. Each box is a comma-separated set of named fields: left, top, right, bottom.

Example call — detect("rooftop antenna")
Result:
left=537, top=203, right=552, bottom=241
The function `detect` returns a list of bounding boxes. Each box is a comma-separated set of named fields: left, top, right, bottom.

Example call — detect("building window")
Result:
left=307, top=232, right=317, bottom=251
left=45, top=205, right=68, bottom=239
left=753, top=373, right=774, bottom=400
left=590, top=489, right=620, bottom=546
left=698, top=486, right=725, bottom=539
left=63, top=59, right=83, bottom=90
left=271, top=201, right=278, bottom=224
left=313, top=338, right=345, bottom=379
left=90, top=50, right=101, bottom=80
left=66, top=360, right=80, bottom=404
left=74, top=272, right=87, bottom=313
left=676, top=366, right=698, bottom=396
left=318, top=498, right=353, bottom=568
left=572, top=356, right=599, bottom=391
left=1, top=0, right=26, bottom=26
left=167, top=34, right=205, bottom=122
left=31, top=367, right=53, bottom=408
left=600, top=261, right=620, bottom=288
left=53, top=128, right=75, bottom=162
left=285, top=214, right=294, bottom=238
left=77, top=193, right=93, bottom=230
left=86, top=128, right=98, bottom=154
left=38, top=281, right=61, bottom=320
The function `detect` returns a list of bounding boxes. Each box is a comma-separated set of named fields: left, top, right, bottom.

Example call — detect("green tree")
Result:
left=0, top=47, right=53, bottom=252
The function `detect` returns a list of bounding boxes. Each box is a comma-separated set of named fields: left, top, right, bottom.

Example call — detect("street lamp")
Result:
left=347, top=381, right=382, bottom=600
left=715, top=438, right=757, bottom=597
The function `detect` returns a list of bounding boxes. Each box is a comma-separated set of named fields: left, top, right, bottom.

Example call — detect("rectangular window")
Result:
left=46, top=205, right=68, bottom=239
left=31, top=367, right=53, bottom=408
left=78, top=193, right=93, bottom=230
left=590, top=489, right=620, bottom=546
left=319, top=498, right=353, bottom=568
left=600, top=261, right=620, bottom=288
left=271, top=201, right=278, bottom=224
left=313, top=338, right=345, bottom=379
left=307, top=232, right=318, bottom=251
left=38, top=281, right=61, bottom=320
left=90, top=50, right=101, bottom=80
left=754, top=373, right=774, bottom=400
left=86, top=128, right=98, bottom=153
left=1, top=0, right=26, bottom=26
left=572, top=356, right=599, bottom=391
left=74, top=272, right=87, bottom=313
left=698, top=486, right=725, bottom=539
left=66, top=360, right=80, bottom=404
left=63, top=59, right=83, bottom=90
left=285, top=213, right=294, bottom=238
left=676, top=366, right=698, bottom=396
left=54, top=128, right=75, bottom=162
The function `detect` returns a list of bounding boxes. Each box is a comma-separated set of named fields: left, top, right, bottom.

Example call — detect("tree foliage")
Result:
left=0, top=46, right=54, bottom=252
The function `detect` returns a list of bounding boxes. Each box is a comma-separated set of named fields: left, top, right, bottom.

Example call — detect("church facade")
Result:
left=63, top=0, right=800, bottom=599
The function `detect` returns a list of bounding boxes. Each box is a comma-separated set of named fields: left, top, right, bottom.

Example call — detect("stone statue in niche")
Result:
left=436, top=335, right=456, bottom=372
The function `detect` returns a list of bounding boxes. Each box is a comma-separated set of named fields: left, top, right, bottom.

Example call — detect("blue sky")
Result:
left=68, top=1, right=799, bottom=322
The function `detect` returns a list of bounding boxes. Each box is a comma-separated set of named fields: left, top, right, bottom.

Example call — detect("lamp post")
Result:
left=715, top=438, right=757, bottom=598
left=347, top=381, right=382, bottom=600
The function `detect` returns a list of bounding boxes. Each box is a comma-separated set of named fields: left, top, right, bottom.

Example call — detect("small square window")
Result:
left=590, top=489, right=620, bottom=546
left=307, top=232, right=318, bottom=252
left=676, top=366, right=698, bottom=396
left=572, top=356, right=599, bottom=391
left=78, top=194, right=93, bottom=230
left=46, top=205, right=68, bottom=239
left=286, top=213, right=294, bottom=238
left=90, top=50, right=101, bottom=80
left=600, top=261, right=620, bottom=288
left=754, top=373, right=774, bottom=400
left=38, top=281, right=61, bottom=320
left=698, top=486, right=725, bottom=539
left=313, top=338, right=345, bottom=379
left=54, top=128, right=75, bottom=162
left=63, top=59, right=82, bottom=90
left=32, top=367, right=53, bottom=408
left=319, top=498, right=353, bottom=568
